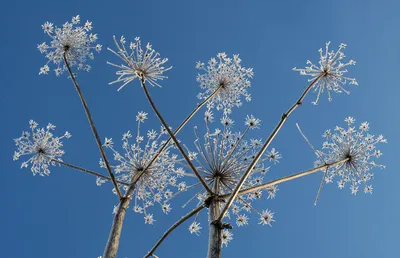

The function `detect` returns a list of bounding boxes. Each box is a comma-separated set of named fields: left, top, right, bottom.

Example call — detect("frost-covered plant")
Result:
left=13, top=120, right=71, bottom=176
left=180, top=115, right=280, bottom=239
left=196, top=53, right=253, bottom=115
left=37, top=15, right=102, bottom=76
left=108, top=36, right=172, bottom=90
left=316, top=117, right=387, bottom=194
left=14, top=15, right=388, bottom=258
left=221, top=230, right=233, bottom=247
left=293, top=42, right=358, bottom=104
left=100, top=112, right=185, bottom=222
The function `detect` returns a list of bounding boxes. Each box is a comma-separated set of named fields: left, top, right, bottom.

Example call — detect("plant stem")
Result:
left=132, top=84, right=222, bottom=193
left=144, top=204, right=206, bottom=258
left=103, top=196, right=130, bottom=258
left=63, top=54, right=122, bottom=199
left=219, top=158, right=348, bottom=198
left=218, top=74, right=323, bottom=221
left=102, top=86, right=221, bottom=258
left=140, top=77, right=212, bottom=194
left=208, top=177, right=222, bottom=258
left=51, top=159, right=129, bottom=186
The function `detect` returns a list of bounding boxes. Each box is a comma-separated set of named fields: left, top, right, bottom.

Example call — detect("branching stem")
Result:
left=144, top=204, right=206, bottom=258
left=140, top=77, right=212, bottom=194
left=218, top=74, right=324, bottom=220
left=219, top=158, right=348, bottom=198
left=63, top=54, right=123, bottom=199
left=50, top=159, right=129, bottom=186
left=102, top=82, right=221, bottom=258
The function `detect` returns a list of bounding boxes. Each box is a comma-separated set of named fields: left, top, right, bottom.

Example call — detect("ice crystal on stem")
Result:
left=293, top=42, right=358, bottom=104
left=13, top=120, right=71, bottom=176
left=196, top=53, right=253, bottom=115
left=37, top=15, right=101, bottom=76
left=316, top=117, right=387, bottom=194
left=183, top=115, right=280, bottom=235
left=108, top=36, right=172, bottom=91
left=100, top=112, right=184, bottom=222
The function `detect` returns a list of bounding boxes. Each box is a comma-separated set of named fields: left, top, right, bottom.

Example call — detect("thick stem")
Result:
left=140, top=78, right=212, bottom=194
left=103, top=197, right=130, bottom=258
left=207, top=178, right=222, bottom=258
left=63, top=54, right=123, bottom=199
left=144, top=204, right=206, bottom=258
left=218, top=74, right=324, bottom=220
left=103, top=172, right=142, bottom=258
left=51, top=159, right=129, bottom=186
left=207, top=200, right=222, bottom=258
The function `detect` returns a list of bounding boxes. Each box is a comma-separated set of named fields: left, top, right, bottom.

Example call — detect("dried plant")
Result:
left=12, top=15, right=387, bottom=258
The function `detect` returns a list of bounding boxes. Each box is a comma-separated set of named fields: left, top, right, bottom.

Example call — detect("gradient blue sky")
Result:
left=1, top=0, right=399, bottom=257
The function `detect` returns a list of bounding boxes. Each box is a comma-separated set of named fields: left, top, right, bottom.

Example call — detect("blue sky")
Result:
left=1, top=0, right=399, bottom=257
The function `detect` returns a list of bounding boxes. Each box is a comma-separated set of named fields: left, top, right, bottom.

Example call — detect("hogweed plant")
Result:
left=312, top=117, right=387, bottom=198
left=99, top=112, right=186, bottom=221
left=12, top=14, right=388, bottom=258
left=292, top=41, right=358, bottom=105
left=107, top=36, right=172, bottom=90
left=13, top=120, right=71, bottom=176
left=196, top=53, right=253, bottom=115
left=180, top=115, right=281, bottom=230
left=38, top=15, right=102, bottom=76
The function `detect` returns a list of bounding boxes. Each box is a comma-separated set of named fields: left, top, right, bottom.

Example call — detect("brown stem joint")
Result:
left=211, top=220, right=232, bottom=230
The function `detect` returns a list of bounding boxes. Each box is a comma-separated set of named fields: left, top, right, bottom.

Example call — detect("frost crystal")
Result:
left=13, top=120, right=71, bottom=176
left=196, top=53, right=253, bottom=115
left=293, top=42, right=358, bottom=104
left=316, top=117, right=387, bottom=194
left=101, top=112, right=184, bottom=222
left=108, top=36, right=172, bottom=91
left=37, top=15, right=101, bottom=76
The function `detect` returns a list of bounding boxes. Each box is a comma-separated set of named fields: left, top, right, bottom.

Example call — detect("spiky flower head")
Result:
left=196, top=53, right=253, bottom=115
left=184, top=115, right=279, bottom=236
left=293, top=42, right=358, bottom=105
left=189, top=221, right=202, bottom=235
left=107, top=36, right=172, bottom=91
left=316, top=117, right=387, bottom=194
left=99, top=112, right=184, bottom=222
left=221, top=230, right=233, bottom=247
left=258, top=209, right=275, bottom=226
left=37, top=15, right=101, bottom=76
left=13, top=120, right=71, bottom=176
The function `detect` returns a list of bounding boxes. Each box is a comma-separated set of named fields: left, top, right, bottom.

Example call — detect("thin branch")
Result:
left=295, top=122, right=329, bottom=205
left=219, top=158, right=348, bottom=198
left=140, top=77, right=213, bottom=194
left=314, top=167, right=328, bottom=205
left=296, top=123, right=325, bottom=164
left=218, top=74, right=324, bottom=220
left=128, top=84, right=222, bottom=197
left=144, top=204, right=206, bottom=258
left=51, top=159, right=129, bottom=186
left=63, top=54, right=123, bottom=199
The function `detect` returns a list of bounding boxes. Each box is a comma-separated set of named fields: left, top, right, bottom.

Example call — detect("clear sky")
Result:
left=1, top=0, right=399, bottom=257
